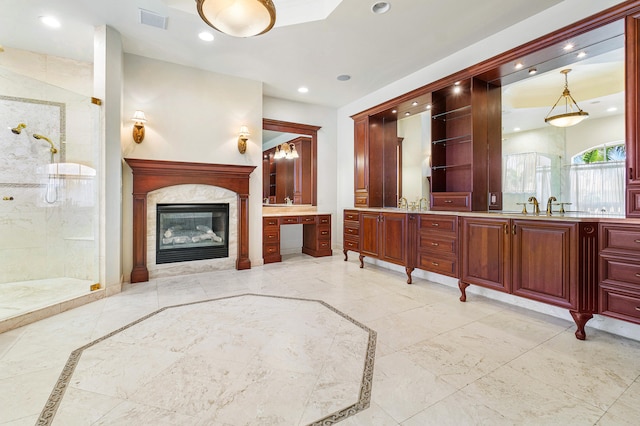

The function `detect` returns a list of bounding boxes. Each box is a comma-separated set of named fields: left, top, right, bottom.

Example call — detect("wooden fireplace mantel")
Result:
left=125, top=158, right=257, bottom=283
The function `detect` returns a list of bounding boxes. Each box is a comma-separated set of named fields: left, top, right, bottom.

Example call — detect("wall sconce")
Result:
left=132, top=110, right=147, bottom=143
left=238, top=125, right=250, bottom=154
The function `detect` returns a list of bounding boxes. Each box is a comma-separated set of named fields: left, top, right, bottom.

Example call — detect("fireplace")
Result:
left=156, top=203, right=229, bottom=264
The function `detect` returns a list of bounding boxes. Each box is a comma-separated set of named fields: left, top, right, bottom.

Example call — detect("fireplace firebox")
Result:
left=156, top=203, right=229, bottom=264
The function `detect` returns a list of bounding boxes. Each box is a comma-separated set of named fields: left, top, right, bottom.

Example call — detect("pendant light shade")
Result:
left=544, top=69, right=589, bottom=128
left=196, top=0, right=276, bottom=38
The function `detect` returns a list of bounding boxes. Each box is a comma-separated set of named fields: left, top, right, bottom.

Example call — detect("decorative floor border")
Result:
left=37, top=293, right=377, bottom=425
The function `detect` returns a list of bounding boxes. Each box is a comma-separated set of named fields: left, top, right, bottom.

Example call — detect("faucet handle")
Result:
left=516, top=202, right=528, bottom=214
left=558, top=202, right=572, bottom=214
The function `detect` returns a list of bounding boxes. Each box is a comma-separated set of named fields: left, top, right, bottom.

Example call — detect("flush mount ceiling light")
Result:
left=196, top=0, right=276, bottom=38
left=544, top=69, right=589, bottom=127
left=371, top=2, right=391, bottom=14
left=39, top=16, right=61, bottom=28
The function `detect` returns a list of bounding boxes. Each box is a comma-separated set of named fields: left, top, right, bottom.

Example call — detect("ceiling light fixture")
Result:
left=39, top=16, right=61, bottom=28
left=425, top=104, right=431, bottom=110
left=544, top=69, right=589, bottom=127
left=198, top=31, right=215, bottom=41
left=196, top=0, right=276, bottom=38
left=405, top=112, right=410, bottom=116
left=274, top=142, right=299, bottom=160
left=528, top=68, right=537, bottom=75
left=563, top=43, right=574, bottom=51
left=515, top=62, right=524, bottom=70
left=371, top=2, right=391, bottom=14
left=607, top=107, right=618, bottom=112
left=412, top=101, right=418, bottom=106
left=298, top=86, right=309, bottom=93
left=577, top=51, right=587, bottom=59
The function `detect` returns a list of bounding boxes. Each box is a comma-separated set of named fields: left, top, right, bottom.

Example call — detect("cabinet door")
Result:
left=512, top=220, right=576, bottom=309
left=360, top=212, right=380, bottom=257
left=381, top=213, right=406, bottom=264
left=626, top=13, right=640, bottom=216
left=461, top=217, right=511, bottom=292
left=354, top=116, right=369, bottom=207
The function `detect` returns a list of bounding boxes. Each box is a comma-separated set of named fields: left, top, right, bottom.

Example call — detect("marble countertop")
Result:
left=348, top=207, right=632, bottom=223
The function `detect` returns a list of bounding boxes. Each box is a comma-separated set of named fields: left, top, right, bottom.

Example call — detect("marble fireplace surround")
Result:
left=125, top=159, right=256, bottom=283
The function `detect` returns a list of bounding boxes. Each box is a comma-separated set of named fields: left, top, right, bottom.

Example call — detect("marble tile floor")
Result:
left=0, top=278, right=94, bottom=322
left=1, top=253, right=640, bottom=425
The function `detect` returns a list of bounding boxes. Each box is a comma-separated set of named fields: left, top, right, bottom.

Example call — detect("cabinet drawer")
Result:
left=600, top=286, right=640, bottom=323
left=318, top=226, right=331, bottom=240
left=601, top=257, right=640, bottom=287
left=419, top=235, right=456, bottom=255
left=263, top=228, right=280, bottom=243
left=301, top=215, right=316, bottom=223
left=344, top=238, right=359, bottom=251
left=601, top=225, right=640, bottom=253
left=355, top=195, right=368, bottom=206
left=263, top=244, right=280, bottom=256
left=280, top=216, right=300, bottom=224
left=263, top=217, right=279, bottom=227
left=431, top=192, right=471, bottom=211
left=318, top=215, right=331, bottom=225
left=344, top=211, right=359, bottom=221
left=419, top=216, right=457, bottom=233
left=417, top=253, right=457, bottom=277
left=344, top=225, right=359, bottom=237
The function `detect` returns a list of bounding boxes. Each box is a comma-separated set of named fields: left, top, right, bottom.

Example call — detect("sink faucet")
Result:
left=546, top=196, right=557, bottom=215
left=528, top=196, right=540, bottom=215
left=285, top=196, right=292, bottom=205
left=418, top=197, right=428, bottom=211
left=398, top=197, right=408, bottom=209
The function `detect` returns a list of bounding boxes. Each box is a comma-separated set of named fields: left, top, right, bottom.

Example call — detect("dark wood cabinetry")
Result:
left=359, top=212, right=406, bottom=265
left=343, top=210, right=360, bottom=259
left=352, top=115, right=398, bottom=208
left=599, top=223, right=640, bottom=324
left=416, top=215, right=459, bottom=278
left=430, top=78, right=501, bottom=211
left=626, top=13, right=640, bottom=216
left=461, top=217, right=598, bottom=339
left=263, top=214, right=332, bottom=264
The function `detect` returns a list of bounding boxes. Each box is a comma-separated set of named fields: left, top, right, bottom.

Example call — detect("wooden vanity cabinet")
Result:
left=599, top=223, right=640, bottom=324
left=416, top=214, right=459, bottom=278
left=461, top=217, right=598, bottom=339
left=359, top=211, right=408, bottom=274
left=343, top=210, right=360, bottom=260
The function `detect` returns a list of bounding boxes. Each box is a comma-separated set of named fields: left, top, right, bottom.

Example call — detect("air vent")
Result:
left=139, top=9, right=168, bottom=30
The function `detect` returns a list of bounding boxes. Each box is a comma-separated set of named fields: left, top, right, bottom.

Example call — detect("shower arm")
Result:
left=33, top=134, right=58, bottom=154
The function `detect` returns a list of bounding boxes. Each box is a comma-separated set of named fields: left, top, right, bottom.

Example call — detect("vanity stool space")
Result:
left=263, top=213, right=332, bottom=264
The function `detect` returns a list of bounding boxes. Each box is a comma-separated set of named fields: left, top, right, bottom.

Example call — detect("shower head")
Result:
left=11, top=123, right=26, bottom=134
left=33, top=133, right=58, bottom=154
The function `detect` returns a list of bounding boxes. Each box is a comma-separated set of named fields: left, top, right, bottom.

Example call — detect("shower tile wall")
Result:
left=0, top=51, right=99, bottom=286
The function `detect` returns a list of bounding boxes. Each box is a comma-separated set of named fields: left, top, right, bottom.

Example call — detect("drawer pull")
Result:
left=268, top=235, right=275, bottom=239
left=431, top=223, right=440, bottom=227
left=635, top=240, right=640, bottom=243
left=432, top=262, right=439, bottom=266
left=431, top=242, right=439, bottom=247
left=444, top=200, right=453, bottom=204
left=636, top=273, right=640, bottom=278
left=637, top=307, right=640, bottom=311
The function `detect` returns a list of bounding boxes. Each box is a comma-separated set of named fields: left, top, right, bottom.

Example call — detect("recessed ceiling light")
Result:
left=371, top=2, right=391, bottom=14
left=337, top=74, right=351, bottom=81
left=391, top=109, right=397, bottom=114
left=198, top=31, right=214, bottom=41
left=514, top=127, right=521, bottom=132
left=514, top=62, right=524, bottom=70
left=454, top=81, right=461, bottom=86
left=425, top=104, right=432, bottom=110
left=528, top=68, right=537, bottom=75
left=404, top=112, right=410, bottom=116
left=564, top=43, right=574, bottom=51
left=298, top=87, right=309, bottom=93
left=577, top=51, right=587, bottom=58
left=412, top=101, right=418, bottom=106
left=453, top=86, right=461, bottom=94
left=39, top=16, right=61, bottom=28
left=607, top=107, right=618, bottom=112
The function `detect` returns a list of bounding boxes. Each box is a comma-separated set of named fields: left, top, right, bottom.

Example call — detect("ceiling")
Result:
left=0, top=0, right=564, bottom=108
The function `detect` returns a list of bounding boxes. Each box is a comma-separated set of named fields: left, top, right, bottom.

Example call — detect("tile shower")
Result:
left=0, top=65, right=101, bottom=324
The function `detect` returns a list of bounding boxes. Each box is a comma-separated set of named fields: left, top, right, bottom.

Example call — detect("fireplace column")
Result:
left=131, top=193, right=149, bottom=283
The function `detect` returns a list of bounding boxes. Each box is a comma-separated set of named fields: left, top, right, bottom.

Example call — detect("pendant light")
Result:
left=196, top=0, right=276, bottom=38
left=544, top=69, right=589, bottom=127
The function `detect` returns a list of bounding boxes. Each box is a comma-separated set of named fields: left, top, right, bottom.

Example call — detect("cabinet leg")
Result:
left=458, top=281, right=469, bottom=302
left=405, top=267, right=414, bottom=284
left=343, top=249, right=348, bottom=261
left=358, top=254, right=364, bottom=269
left=570, top=310, right=593, bottom=341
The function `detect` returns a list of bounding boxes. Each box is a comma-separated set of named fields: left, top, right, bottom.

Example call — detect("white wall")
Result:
left=121, top=54, right=263, bottom=281
left=398, top=114, right=423, bottom=202
left=263, top=96, right=338, bottom=251
left=566, top=114, right=625, bottom=157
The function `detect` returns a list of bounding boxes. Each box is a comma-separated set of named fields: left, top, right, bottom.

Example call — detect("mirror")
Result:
left=262, top=119, right=319, bottom=206
left=500, top=27, right=625, bottom=214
